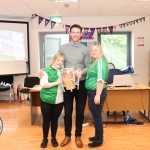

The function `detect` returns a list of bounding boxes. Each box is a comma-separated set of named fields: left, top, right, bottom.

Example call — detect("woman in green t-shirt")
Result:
left=85, top=43, right=108, bottom=148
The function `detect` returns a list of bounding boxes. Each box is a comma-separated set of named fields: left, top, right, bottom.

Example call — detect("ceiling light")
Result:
left=52, top=0, right=78, bottom=2
left=135, top=0, right=150, bottom=1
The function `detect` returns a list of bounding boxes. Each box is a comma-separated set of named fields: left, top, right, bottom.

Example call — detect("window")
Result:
left=98, top=32, right=131, bottom=69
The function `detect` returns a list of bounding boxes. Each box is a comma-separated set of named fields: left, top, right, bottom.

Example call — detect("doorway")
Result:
left=39, top=32, right=69, bottom=69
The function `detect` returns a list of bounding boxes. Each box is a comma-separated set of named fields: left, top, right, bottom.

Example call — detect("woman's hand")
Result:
left=94, top=95, right=100, bottom=105
left=38, top=69, right=44, bottom=78
left=56, top=78, right=63, bottom=85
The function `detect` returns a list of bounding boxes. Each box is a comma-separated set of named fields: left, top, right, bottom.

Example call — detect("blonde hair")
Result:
left=50, top=52, right=66, bottom=66
left=90, top=42, right=107, bottom=69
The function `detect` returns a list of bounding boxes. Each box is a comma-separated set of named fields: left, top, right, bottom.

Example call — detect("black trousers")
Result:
left=63, top=80, right=87, bottom=137
left=40, top=99, right=63, bottom=139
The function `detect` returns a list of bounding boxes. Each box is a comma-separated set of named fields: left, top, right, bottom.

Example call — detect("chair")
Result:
left=106, top=68, right=125, bottom=116
left=19, top=76, right=40, bottom=107
left=108, top=62, right=115, bottom=69
left=0, top=75, right=15, bottom=104
left=107, top=68, right=122, bottom=84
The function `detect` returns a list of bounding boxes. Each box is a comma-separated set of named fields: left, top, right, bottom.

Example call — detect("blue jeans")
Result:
left=87, top=88, right=107, bottom=143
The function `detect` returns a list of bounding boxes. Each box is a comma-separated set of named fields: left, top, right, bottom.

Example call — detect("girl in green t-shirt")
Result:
left=40, top=53, right=65, bottom=148
left=85, top=43, right=108, bottom=148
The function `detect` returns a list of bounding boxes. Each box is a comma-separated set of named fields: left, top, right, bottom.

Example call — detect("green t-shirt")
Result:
left=40, top=66, right=63, bottom=104
left=85, top=56, right=108, bottom=90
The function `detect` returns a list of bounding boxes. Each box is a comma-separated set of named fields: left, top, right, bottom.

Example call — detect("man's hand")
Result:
left=38, top=69, right=44, bottom=78
left=76, top=69, right=82, bottom=79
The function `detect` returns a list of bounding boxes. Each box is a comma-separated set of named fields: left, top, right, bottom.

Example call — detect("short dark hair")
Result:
left=70, top=24, right=82, bottom=33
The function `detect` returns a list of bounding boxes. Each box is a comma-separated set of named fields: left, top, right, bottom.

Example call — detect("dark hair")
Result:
left=70, top=24, right=82, bottom=33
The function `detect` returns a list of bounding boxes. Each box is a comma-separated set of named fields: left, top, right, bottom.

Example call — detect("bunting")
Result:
left=90, top=28, right=95, bottom=36
left=51, top=21, right=56, bottom=29
left=45, top=19, right=50, bottom=26
left=31, top=14, right=38, bottom=19
left=129, top=22, right=132, bottom=25
left=102, top=27, right=107, bottom=34
left=119, top=24, right=122, bottom=28
left=39, top=16, right=44, bottom=24
left=84, top=28, right=89, bottom=35
left=30, top=14, right=147, bottom=32
left=139, top=18, right=142, bottom=22
left=96, top=28, right=101, bottom=35
left=65, top=25, right=70, bottom=33
left=108, top=26, right=113, bottom=34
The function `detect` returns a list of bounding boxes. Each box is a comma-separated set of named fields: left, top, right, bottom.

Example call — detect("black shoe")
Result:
left=40, top=139, right=48, bottom=148
left=88, top=142, right=102, bottom=148
left=89, top=137, right=95, bottom=142
left=51, top=138, right=58, bottom=147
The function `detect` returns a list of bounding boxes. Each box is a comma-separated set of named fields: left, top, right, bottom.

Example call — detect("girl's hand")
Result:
left=94, top=95, right=100, bottom=105
left=38, top=69, right=44, bottom=78
left=56, top=78, right=63, bottom=85
left=76, top=69, right=82, bottom=79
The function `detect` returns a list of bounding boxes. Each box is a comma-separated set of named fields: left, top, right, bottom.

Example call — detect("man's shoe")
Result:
left=88, top=142, right=102, bottom=148
left=89, top=137, right=95, bottom=142
left=51, top=138, right=58, bottom=147
left=40, top=139, right=48, bottom=148
left=75, top=136, right=83, bottom=148
left=60, top=136, right=71, bottom=147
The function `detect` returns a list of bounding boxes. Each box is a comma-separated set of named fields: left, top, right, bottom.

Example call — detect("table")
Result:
left=30, top=84, right=150, bottom=125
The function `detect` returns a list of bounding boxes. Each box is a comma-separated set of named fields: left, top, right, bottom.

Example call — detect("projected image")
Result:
left=0, top=30, right=25, bottom=61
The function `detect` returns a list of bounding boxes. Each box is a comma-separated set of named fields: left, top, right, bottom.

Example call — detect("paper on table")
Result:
left=32, top=86, right=42, bottom=90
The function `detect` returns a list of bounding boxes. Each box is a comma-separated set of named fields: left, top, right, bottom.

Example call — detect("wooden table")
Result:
left=30, top=84, right=150, bottom=125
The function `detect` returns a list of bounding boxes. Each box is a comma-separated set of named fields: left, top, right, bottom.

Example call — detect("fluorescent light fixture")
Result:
left=50, top=16, right=62, bottom=23
left=52, top=0, right=78, bottom=2
left=135, top=0, right=150, bottom=1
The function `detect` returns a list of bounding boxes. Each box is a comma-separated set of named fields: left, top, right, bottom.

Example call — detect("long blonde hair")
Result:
left=90, top=42, right=107, bottom=69
left=50, top=52, right=66, bottom=66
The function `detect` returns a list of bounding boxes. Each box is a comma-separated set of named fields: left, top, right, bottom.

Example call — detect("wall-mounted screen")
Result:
left=0, top=20, right=30, bottom=75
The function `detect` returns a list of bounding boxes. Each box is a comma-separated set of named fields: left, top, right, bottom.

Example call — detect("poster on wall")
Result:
left=81, top=32, right=94, bottom=40
left=137, top=37, right=144, bottom=46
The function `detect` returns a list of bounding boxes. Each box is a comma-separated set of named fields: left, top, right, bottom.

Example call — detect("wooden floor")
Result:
left=0, top=100, right=150, bottom=150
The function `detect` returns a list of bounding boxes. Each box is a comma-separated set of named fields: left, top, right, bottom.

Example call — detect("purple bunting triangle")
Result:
left=96, top=28, right=101, bottom=35
left=51, top=21, right=56, bottom=29
left=90, top=28, right=95, bottom=36
left=31, top=14, right=38, bottom=19
left=39, top=16, right=44, bottom=24
left=84, top=28, right=89, bottom=35
left=102, top=27, right=107, bottom=34
left=45, top=19, right=50, bottom=26
left=108, top=26, right=113, bottom=34
left=65, top=25, right=70, bottom=33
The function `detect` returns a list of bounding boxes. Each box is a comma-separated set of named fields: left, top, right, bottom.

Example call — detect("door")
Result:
left=44, top=35, right=61, bottom=67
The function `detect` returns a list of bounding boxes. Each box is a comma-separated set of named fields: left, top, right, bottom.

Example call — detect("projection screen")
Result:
left=0, top=20, right=30, bottom=75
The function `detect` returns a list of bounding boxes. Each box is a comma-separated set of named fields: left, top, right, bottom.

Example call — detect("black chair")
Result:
left=0, top=75, right=15, bottom=104
left=108, top=62, right=115, bottom=69
left=106, top=68, right=125, bottom=116
left=107, top=68, right=122, bottom=84
left=19, top=76, right=40, bottom=107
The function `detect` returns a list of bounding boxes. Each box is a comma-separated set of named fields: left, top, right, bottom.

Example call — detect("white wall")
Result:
left=1, top=16, right=150, bottom=100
